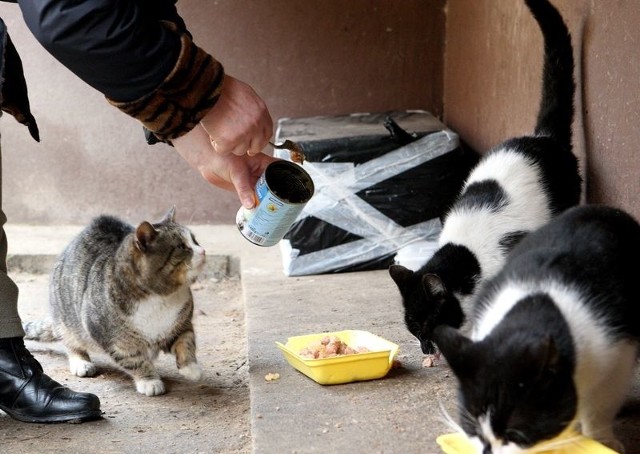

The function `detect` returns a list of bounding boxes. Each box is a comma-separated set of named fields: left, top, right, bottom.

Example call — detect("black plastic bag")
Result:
left=274, top=111, right=477, bottom=276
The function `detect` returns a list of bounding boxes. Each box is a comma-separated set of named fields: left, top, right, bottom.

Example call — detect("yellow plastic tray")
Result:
left=437, top=431, right=620, bottom=454
left=276, top=330, right=399, bottom=385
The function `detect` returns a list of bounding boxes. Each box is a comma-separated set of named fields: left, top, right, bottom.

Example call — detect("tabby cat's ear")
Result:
left=135, top=221, right=158, bottom=252
left=389, top=265, right=413, bottom=287
left=433, top=325, right=475, bottom=378
left=160, top=206, right=177, bottom=224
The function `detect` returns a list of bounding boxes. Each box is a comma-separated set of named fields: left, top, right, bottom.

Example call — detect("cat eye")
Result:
left=191, top=234, right=200, bottom=246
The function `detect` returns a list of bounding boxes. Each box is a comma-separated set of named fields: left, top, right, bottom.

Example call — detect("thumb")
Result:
left=229, top=167, right=257, bottom=209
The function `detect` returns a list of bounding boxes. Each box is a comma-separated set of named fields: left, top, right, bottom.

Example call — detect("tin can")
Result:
left=236, top=160, right=314, bottom=247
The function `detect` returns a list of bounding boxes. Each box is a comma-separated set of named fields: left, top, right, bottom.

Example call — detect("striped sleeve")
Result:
left=107, top=25, right=225, bottom=142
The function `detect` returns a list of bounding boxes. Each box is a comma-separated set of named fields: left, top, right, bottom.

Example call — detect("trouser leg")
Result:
left=0, top=74, right=101, bottom=424
left=0, top=137, right=25, bottom=338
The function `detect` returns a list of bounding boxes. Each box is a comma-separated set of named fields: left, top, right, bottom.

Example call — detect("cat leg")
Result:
left=67, top=348, right=97, bottom=377
left=129, top=362, right=165, bottom=397
left=579, top=343, right=636, bottom=453
left=171, top=330, right=202, bottom=381
left=110, top=345, right=165, bottom=396
left=134, top=376, right=165, bottom=397
left=57, top=327, right=98, bottom=377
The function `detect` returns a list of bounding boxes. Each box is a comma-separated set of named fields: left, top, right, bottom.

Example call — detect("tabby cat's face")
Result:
left=134, top=220, right=205, bottom=294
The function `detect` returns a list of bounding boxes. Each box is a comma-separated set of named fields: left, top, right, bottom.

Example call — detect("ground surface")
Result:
left=3, top=224, right=640, bottom=454
left=1, top=271, right=250, bottom=454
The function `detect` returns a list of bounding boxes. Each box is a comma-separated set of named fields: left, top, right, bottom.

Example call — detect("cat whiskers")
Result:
left=438, top=400, right=465, bottom=435
left=456, top=403, right=479, bottom=432
left=408, top=337, right=421, bottom=349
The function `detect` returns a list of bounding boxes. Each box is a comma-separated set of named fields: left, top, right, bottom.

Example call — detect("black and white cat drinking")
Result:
left=434, top=205, right=640, bottom=453
left=389, top=0, right=581, bottom=354
left=24, top=207, right=205, bottom=396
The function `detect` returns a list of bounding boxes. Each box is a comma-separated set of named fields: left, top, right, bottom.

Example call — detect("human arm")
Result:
left=17, top=0, right=274, bottom=200
left=17, top=0, right=187, bottom=108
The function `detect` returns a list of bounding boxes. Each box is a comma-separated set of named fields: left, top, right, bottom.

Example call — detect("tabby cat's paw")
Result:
left=179, top=363, right=203, bottom=381
left=135, top=378, right=166, bottom=396
left=69, top=357, right=97, bottom=377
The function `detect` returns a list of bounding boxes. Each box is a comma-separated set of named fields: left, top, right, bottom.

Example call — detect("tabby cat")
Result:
left=24, top=207, right=205, bottom=396
left=389, top=0, right=581, bottom=354
left=434, top=205, right=640, bottom=453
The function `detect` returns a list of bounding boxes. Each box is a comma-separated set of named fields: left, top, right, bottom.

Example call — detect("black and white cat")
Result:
left=434, top=205, right=640, bottom=453
left=389, top=0, right=581, bottom=354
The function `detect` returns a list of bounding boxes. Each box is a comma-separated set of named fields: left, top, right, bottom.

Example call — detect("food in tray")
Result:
left=276, top=330, right=399, bottom=385
left=298, top=335, right=370, bottom=359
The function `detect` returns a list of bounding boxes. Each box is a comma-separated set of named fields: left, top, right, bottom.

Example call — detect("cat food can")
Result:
left=236, top=160, right=314, bottom=247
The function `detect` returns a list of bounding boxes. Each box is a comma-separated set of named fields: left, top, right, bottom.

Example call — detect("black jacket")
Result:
left=1, top=0, right=224, bottom=142
left=17, top=0, right=183, bottom=101
left=0, top=15, right=39, bottom=140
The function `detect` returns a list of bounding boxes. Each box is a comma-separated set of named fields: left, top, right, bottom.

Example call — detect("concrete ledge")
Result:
left=6, top=224, right=640, bottom=453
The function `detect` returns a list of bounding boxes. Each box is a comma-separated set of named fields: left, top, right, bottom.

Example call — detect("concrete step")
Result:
left=242, top=267, right=458, bottom=453
left=6, top=225, right=640, bottom=453
left=4, top=224, right=459, bottom=453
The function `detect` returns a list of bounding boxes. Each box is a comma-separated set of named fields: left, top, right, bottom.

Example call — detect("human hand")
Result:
left=172, top=124, right=278, bottom=209
left=199, top=74, right=273, bottom=157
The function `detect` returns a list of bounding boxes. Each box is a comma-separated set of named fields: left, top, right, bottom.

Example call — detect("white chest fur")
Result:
left=131, top=286, right=191, bottom=340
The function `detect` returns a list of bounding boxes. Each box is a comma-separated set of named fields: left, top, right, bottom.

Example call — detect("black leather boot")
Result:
left=0, top=337, right=101, bottom=423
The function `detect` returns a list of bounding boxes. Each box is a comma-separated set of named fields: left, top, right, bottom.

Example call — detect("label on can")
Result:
left=237, top=161, right=314, bottom=247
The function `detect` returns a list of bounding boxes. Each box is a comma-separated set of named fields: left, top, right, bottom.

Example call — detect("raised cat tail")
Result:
left=526, top=0, right=575, bottom=147
left=22, top=319, right=60, bottom=342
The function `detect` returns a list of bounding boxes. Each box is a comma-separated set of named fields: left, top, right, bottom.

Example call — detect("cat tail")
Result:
left=22, top=319, right=60, bottom=342
left=526, top=0, right=575, bottom=148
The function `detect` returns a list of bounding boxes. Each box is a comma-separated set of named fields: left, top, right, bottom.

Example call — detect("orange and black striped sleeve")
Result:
left=107, top=23, right=225, bottom=142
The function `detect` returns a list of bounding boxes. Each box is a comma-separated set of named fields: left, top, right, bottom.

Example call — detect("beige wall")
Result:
left=2, top=0, right=638, bottom=225
left=444, top=0, right=640, bottom=220
left=0, top=0, right=443, bottom=225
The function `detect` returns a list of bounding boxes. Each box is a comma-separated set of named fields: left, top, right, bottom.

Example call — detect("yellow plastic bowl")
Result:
left=436, top=431, right=620, bottom=454
left=276, top=330, right=399, bottom=385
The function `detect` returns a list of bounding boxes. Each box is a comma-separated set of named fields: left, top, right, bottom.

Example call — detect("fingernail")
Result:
left=243, top=197, right=255, bottom=209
